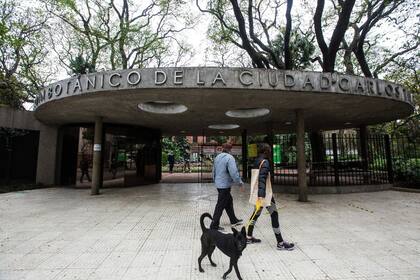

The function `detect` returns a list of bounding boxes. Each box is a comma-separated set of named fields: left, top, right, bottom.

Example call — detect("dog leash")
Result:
left=246, top=198, right=263, bottom=233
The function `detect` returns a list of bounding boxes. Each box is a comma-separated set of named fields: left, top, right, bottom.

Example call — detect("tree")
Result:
left=197, top=0, right=315, bottom=70
left=0, top=0, right=51, bottom=108
left=348, top=0, right=417, bottom=78
left=313, top=0, right=356, bottom=72
left=371, top=67, right=420, bottom=141
left=44, top=0, right=192, bottom=72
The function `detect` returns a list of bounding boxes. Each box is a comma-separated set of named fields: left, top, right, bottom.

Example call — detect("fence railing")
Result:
left=273, top=133, right=419, bottom=187
left=160, top=134, right=419, bottom=187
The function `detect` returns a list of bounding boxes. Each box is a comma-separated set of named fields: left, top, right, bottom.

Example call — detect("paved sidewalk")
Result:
left=0, top=184, right=419, bottom=280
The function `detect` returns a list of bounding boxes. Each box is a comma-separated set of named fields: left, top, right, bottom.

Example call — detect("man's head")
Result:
left=222, top=142, right=232, bottom=153
left=258, top=143, right=271, bottom=158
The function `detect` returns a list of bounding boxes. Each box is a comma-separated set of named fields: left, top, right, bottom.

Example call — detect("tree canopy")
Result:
left=0, top=0, right=418, bottom=137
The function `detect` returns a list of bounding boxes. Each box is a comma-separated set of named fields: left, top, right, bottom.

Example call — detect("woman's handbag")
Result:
left=249, top=160, right=273, bottom=207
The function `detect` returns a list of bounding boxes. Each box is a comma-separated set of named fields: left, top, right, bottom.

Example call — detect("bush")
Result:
left=162, top=152, right=168, bottom=166
left=369, top=158, right=387, bottom=170
left=393, top=158, right=420, bottom=185
left=338, top=154, right=360, bottom=161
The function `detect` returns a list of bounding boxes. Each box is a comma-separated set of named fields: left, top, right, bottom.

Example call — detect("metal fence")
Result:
left=273, top=133, right=419, bottom=187
left=161, top=133, right=419, bottom=187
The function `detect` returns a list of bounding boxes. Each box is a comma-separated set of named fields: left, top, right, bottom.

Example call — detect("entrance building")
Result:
left=1, top=67, right=415, bottom=199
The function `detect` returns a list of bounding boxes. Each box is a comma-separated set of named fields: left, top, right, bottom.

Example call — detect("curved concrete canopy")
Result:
left=34, top=67, right=414, bottom=135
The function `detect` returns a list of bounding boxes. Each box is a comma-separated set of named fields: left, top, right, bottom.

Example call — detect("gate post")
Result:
left=384, top=134, right=394, bottom=184
left=91, top=116, right=103, bottom=195
left=332, top=133, right=340, bottom=186
left=266, top=129, right=275, bottom=183
left=296, top=109, right=308, bottom=202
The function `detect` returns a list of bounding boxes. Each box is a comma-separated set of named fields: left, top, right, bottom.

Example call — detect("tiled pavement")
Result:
left=0, top=184, right=419, bottom=280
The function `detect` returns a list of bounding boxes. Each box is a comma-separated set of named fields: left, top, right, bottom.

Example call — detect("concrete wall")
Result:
left=0, top=106, right=58, bottom=185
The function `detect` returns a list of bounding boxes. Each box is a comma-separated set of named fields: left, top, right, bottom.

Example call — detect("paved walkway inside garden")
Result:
left=1, top=184, right=419, bottom=280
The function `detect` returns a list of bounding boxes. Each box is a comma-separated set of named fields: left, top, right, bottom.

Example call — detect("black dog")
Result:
left=198, top=213, right=247, bottom=280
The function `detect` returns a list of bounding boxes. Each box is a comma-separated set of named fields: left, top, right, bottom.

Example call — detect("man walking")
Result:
left=79, top=155, right=91, bottom=183
left=168, top=152, right=175, bottom=173
left=210, top=143, right=244, bottom=230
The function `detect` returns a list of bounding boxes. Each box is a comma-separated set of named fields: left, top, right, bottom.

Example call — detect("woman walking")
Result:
left=246, top=143, right=295, bottom=250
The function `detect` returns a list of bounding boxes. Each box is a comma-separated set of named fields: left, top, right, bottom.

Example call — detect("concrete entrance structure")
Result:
left=10, top=67, right=416, bottom=194
left=34, top=67, right=414, bottom=133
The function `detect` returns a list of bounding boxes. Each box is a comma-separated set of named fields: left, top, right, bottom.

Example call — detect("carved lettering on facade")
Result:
left=34, top=68, right=412, bottom=109
left=239, top=71, right=253, bottom=86
left=155, top=71, right=167, bottom=85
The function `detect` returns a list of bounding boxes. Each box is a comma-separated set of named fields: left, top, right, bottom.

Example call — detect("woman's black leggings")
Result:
left=247, top=197, right=283, bottom=243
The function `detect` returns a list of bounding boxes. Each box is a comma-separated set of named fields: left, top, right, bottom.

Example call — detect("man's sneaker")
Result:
left=246, top=237, right=261, bottom=244
left=277, top=241, right=295, bottom=251
left=231, top=219, right=243, bottom=226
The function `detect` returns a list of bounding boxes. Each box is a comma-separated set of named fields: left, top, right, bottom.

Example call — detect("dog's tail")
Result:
left=200, top=212, right=212, bottom=232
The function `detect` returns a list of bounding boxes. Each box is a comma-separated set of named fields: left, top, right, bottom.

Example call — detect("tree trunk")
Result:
left=284, top=0, right=293, bottom=70
left=355, top=47, right=373, bottom=78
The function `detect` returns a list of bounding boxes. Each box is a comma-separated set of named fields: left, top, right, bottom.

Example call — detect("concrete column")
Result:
left=241, top=129, right=248, bottom=181
left=91, top=117, right=103, bottom=195
left=296, top=109, right=308, bottom=202
left=36, top=125, right=58, bottom=185
left=157, top=130, right=162, bottom=181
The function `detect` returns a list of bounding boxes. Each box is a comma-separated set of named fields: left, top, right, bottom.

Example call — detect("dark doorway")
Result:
left=58, top=126, right=80, bottom=185
left=0, top=128, right=40, bottom=185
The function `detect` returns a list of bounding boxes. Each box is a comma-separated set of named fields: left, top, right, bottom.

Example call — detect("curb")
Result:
left=391, top=187, right=420, bottom=193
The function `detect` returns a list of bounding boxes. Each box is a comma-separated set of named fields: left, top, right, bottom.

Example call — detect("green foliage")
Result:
left=208, top=136, right=227, bottom=144
left=272, top=30, right=316, bottom=70
left=0, top=72, right=25, bottom=109
left=370, top=69, right=419, bottom=140
left=161, top=151, right=168, bottom=166
left=338, top=154, right=360, bottom=161
left=56, top=0, right=77, bottom=10
left=369, top=158, right=387, bottom=170
left=175, top=136, right=190, bottom=158
left=394, top=158, right=420, bottom=185
left=0, top=0, right=50, bottom=106
left=69, top=55, right=95, bottom=74
left=162, top=136, right=190, bottom=163
left=81, top=128, right=94, bottom=141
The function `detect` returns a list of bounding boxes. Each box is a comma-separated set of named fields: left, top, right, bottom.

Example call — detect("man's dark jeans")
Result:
left=210, top=187, right=240, bottom=229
